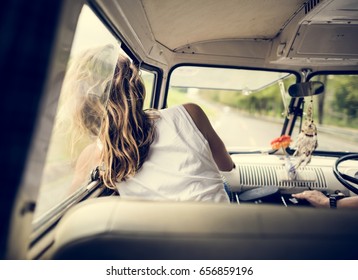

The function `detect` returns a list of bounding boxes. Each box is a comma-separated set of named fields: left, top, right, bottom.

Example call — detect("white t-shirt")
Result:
left=116, top=105, right=229, bottom=203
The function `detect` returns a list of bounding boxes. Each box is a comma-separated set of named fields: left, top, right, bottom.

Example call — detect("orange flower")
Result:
left=270, top=135, right=291, bottom=150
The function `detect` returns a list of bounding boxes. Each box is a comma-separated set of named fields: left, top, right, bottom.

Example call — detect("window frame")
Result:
left=26, top=2, right=117, bottom=258
left=28, top=2, right=164, bottom=259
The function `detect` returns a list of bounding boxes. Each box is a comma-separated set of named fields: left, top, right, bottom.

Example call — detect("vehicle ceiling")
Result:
left=94, top=0, right=358, bottom=72
left=140, top=0, right=305, bottom=50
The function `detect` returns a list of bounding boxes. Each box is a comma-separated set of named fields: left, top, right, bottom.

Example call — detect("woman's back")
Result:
left=116, top=105, right=229, bottom=203
left=66, top=47, right=233, bottom=201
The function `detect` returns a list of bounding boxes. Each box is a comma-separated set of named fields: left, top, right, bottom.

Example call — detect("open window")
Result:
left=32, top=4, right=118, bottom=222
left=30, top=4, right=158, bottom=258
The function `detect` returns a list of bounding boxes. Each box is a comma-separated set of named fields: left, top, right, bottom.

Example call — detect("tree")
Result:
left=317, top=75, right=327, bottom=125
left=332, top=75, right=358, bottom=123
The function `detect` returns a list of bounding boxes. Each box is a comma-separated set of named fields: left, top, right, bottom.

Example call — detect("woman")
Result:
left=64, top=45, right=235, bottom=202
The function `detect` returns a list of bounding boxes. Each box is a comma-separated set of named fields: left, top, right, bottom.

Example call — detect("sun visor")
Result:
left=288, top=22, right=358, bottom=59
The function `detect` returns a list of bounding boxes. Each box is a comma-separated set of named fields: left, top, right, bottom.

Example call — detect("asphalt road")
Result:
left=209, top=105, right=358, bottom=153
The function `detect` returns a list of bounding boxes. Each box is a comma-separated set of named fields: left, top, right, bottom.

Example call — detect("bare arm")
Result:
left=292, top=190, right=330, bottom=208
left=68, top=142, right=101, bottom=194
left=337, top=196, right=358, bottom=209
left=292, top=190, right=358, bottom=209
left=183, top=103, right=235, bottom=171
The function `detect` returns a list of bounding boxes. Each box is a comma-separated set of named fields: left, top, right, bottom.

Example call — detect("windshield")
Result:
left=167, top=66, right=358, bottom=153
left=304, top=74, right=358, bottom=153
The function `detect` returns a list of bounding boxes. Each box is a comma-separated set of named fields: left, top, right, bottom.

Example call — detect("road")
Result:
left=207, top=105, right=358, bottom=153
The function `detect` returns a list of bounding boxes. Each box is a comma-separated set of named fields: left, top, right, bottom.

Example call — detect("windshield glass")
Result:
left=303, top=74, right=358, bottom=153
left=168, top=66, right=295, bottom=151
left=167, top=66, right=358, bottom=153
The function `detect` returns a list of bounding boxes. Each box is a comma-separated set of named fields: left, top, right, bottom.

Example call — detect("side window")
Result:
left=33, top=5, right=121, bottom=222
left=142, top=69, right=155, bottom=109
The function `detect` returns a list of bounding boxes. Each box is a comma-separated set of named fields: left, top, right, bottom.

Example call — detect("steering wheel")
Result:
left=333, top=154, right=358, bottom=194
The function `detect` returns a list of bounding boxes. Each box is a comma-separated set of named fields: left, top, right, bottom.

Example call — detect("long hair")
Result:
left=56, top=45, right=157, bottom=189
left=55, top=45, right=116, bottom=161
left=99, top=55, right=158, bottom=189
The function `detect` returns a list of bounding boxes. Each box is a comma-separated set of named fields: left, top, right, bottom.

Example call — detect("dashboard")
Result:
left=221, top=154, right=358, bottom=205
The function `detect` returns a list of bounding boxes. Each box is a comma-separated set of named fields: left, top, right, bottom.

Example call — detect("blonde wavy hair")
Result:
left=57, top=44, right=157, bottom=189
left=99, top=54, right=158, bottom=189
left=55, top=45, right=115, bottom=160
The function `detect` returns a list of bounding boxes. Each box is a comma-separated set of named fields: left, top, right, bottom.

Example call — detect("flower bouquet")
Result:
left=271, top=135, right=297, bottom=180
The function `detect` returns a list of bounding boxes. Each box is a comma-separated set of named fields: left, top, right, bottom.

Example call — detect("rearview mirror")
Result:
left=288, top=81, right=324, bottom=97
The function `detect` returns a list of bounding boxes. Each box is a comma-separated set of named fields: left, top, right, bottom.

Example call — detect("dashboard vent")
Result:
left=304, top=0, right=320, bottom=14
left=237, top=165, right=327, bottom=189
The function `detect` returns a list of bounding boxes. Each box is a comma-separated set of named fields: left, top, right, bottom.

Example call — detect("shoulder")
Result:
left=158, top=103, right=209, bottom=137
left=76, top=142, right=100, bottom=167
left=183, top=103, right=204, bottom=115
left=182, top=103, right=207, bottom=123
left=182, top=103, right=210, bottom=138
left=157, top=104, right=197, bottom=121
